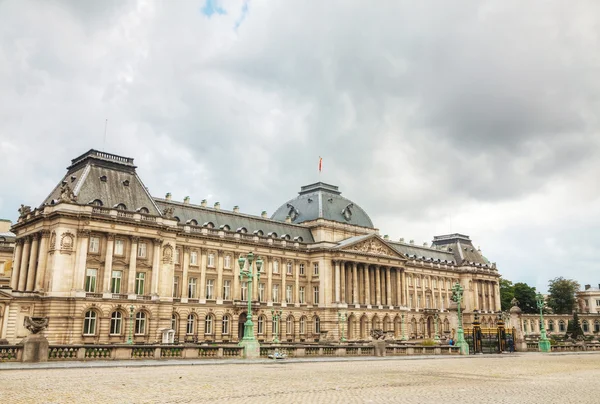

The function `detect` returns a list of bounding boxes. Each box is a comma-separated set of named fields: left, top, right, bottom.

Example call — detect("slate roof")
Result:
left=430, top=234, right=489, bottom=265
left=155, top=199, right=314, bottom=242
left=388, top=240, right=456, bottom=263
left=271, top=182, right=375, bottom=228
left=0, top=231, right=15, bottom=241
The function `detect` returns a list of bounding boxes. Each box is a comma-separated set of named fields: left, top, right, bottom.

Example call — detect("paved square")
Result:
left=1, top=353, right=599, bottom=403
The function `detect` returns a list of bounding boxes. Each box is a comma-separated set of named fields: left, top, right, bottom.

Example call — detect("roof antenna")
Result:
left=103, top=118, right=108, bottom=151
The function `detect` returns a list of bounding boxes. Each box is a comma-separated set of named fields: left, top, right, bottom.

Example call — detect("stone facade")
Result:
left=0, top=150, right=501, bottom=345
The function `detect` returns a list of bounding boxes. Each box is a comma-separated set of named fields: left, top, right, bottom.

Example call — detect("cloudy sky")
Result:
left=1, top=0, right=600, bottom=293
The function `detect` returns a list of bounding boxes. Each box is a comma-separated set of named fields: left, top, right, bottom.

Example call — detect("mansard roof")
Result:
left=430, top=233, right=490, bottom=266
left=388, top=240, right=456, bottom=264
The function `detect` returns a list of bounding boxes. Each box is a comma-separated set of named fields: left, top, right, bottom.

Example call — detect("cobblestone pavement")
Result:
left=1, top=353, right=599, bottom=404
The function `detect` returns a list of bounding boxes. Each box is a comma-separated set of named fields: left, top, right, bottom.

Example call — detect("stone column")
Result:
left=401, top=271, right=407, bottom=306
left=17, top=237, right=31, bottom=291
left=487, top=282, right=493, bottom=312
left=216, top=251, right=224, bottom=302
left=10, top=239, right=23, bottom=290
left=340, top=262, right=346, bottom=303
left=281, top=261, right=287, bottom=305
left=199, top=249, right=207, bottom=301
left=102, top=234, right=115, bottom=293
left=364, top=264, right=371, bottom=306
left=151, top=239, right=162, bottom=295
left=350, top=262, right=356, bottom=305
left=182, top=247, right=190, bottom=298
left=494, top=282, right=501, bottom=312
left=25, top=234, right=40, bottom=292
left=233, top=251, right=240, bottom=300
left=334, top=260, right=341, bottom=303
left=73, top=231, right=90, bottom=291
left=267, top=257, right=273, bottom=303
left=33, top=231, right=50, bottom=292
left=386, top=267, right=392, bottom=307
left=395, top=268, right=402, bottom=307
left=375, top=266, right=381, bottom=306
left=128, top=236, right=139, bottom=294
left=295, top=260, right=300, bottom=305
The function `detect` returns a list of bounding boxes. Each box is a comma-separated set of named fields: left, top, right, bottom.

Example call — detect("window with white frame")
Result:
left=89, top=236, right=100, bottom=253
left=83, top=310, right=97, bottom=335
left=257, top=316, right=264, bottom=334
left=286, top=285, right=293, bottom=303
left=433, top=279, right=437, bottom=289
left=299, top=287, right=305, bottom=304
left=313, top=316, right=320, bottom=334
left=222, top=315, right=230, bottom=335
left=190, top=251, right=198, bottom=265
left=135, top=272, right=145, bottom=295
left=272, top=284, right=279, bottom=303
left=208, top=253, right=215, bottom=267
left=416, top=277, right=421, bottom=287
left=273, top=261, right=279, bottom=274
left=85, top=269, right=97, bottom=292
left=110, top=270, right=122, bottom=294
left=206, top=279, right=214, bottom=299
left=313, top=286, right=319, bottom=304
left=241, top=281, right=248, bottom=301
left=114, top=239, right=124, bottom=256
left=205, top=315, right=214, bottom=334
left=188, top=278, right=197, bottom=298
left=313, top=263, right=319, bottom=276
left=186, top=314, right=195, bottom=335
left=299, top=317, right=306, bottom=334
left=135, top=312, right=146, bottom=335
left=174, top=248, right=180, bottom=264
left=259, top=283, right=265, bottom=302
left=299, top=263, right=305, bottom=275
left=286, top=262, right=293, bottom=275
left=110, top=311, right=122, bottom=335
left=223, top=280, right=231, bottom=300
left=171, top=314, right=178, bottom=332
left=224, top=255, right=231, bottom=269
left=172, top=276, right=179, bottom=298
left=137, top=242, right=147, bottom=258
left=409, top=294, right=414, bottom=308
left=596, top=299, right=600, bottom=306
left=408, top=276, right=413, bottom=286
left=286, top=316, right=294, bottom=335
left=425, top=295, right=431, bottom=309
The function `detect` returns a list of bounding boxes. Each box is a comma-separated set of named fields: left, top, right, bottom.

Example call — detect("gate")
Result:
left=464, top=318, right=516, bottom=354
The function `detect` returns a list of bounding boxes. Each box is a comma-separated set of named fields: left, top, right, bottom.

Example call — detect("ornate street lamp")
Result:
left=536, top=293, right=551, bottom=352
left=271, top=309, right=282, bottom=344
left=237, top=252, right=263, bottom=358
left=127, top=305, right=134, bottom=345
left=451, top=282, right=469, bottom=355
left=433, top=313, right=440, bottom=342
left=338, top=311, right=347, bottom=343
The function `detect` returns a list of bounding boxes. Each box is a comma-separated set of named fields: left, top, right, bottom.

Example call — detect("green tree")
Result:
left=566, top=311, right=584, bottom=339
left=499, top=278, right=514, bottom=311
left=513, top=282, right=537, bottom=314
left=547, top=277, right=580, bottom=315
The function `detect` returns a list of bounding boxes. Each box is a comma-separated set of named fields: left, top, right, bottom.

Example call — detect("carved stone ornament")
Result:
left=24, top=316, right=49, bottom=334
left=49, top=232, right=56, bottom=250
left=162, top=206, right=174, bottom=218
left=349, top=238, right=395, bottom=257
left=59, top=181, right=77, bottom=203
left=162, top=244, right=173, bottom=263
left=18, top=204, right=32, bottom=219
left=341, top=203, right=354, bottom=221
left=286, top=204, right=300, bottom=221
left=370, top=329, right=386, bottom=341
left=510, top=297, right=520, bottom=308
left=60, top=232, right=75, bottom=250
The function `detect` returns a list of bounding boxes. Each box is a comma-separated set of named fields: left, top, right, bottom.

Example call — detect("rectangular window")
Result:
left=272, top=284, right=279, bottom=303
left=286, top=285, right=293, bottom=303
left=110, top=312, right=122, bottom=335
left=409, top=294, right=413, bottom=308
left=299, top=263, right=305, bottom=275
left=596, top=299, right=600, bottom=306
left=172, top=276, right=179, bottom=298
left=174, top=249, right=180, bottom=264
left=241, top=282, right=248, bottom=301
left=416, top=277, right=421, bottom=287
left=208, top=253, right=215, bottom=267
left=222, top=316, right=230, bottom=334
left=313, top=263, right=319, bottom=276
left=313, top=286, right=319, bottom=304
left=286, top=262, right=293, bottom=275
left=299, top=286, right=305, bottom=304
left=114, top=239, right=124, bottom=256
left=110, top=270, right=122, bottom=294
left=224, top=255, right=231, bottom=269
left=188, top=278, right=197, bottom=298
left=259, top=283, right=265, bottom=302
left=138, top=242, right=147, bottom=258
left=135, top=272, right=145, bottom=295
left=85, top=269, right=97, bottom=292
left=89, top=237, right=100, bottom=254
left=206, top=279, right=214, bottom=299
left=273, top=261, right=279, bottom=274
left=190, top=251, right=198, bottom=265
left=433, top=279, right=437, bottom=289
left=223, top=280, right=231, bottom=300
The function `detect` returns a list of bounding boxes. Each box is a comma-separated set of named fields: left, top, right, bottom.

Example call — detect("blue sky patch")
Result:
left=234, top=1, right=249, bottom=30
left=201, top=0, right=226, bottom=17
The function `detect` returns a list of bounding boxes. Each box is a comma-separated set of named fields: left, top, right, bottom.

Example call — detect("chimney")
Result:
left=409, top=240, right=414, bottom=244
left=183, top=196, right=190, bottom=205
left=585, top=284, right=591, bottom=290
left=285, top=215, right=291, bottom=223
left=165, top=192, right=172, bottom=201
left=261, top=211, right=267, bottom=218
left=383, top=235, right=389, bottom=240
left=214, top=202, right=220, bottom=210
left=201, top=199, right=207, bottom=207
left=233, top=205, right=240, bottom=213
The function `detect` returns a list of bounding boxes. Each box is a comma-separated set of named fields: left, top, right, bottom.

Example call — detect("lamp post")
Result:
left=536, top=293, right=551, bottom=352
left=433, top=313, right=440, bottom=342
left=238, top=252, right=263, bottom=358
left=451, top=282, right=469, bottom=355
left=127, top=305, right=134, bottom=345
left=338, top=311, right=347, bottom=343
left=271, top=309, right=282, bottom=344
left=401, top=313, right=408, bottom=341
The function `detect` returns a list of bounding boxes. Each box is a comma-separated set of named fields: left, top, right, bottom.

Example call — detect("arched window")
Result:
left=595, top=320, right=600, bottom=333
left=135, top=312, right=147, bottom=335
left=313, top=316, right=320, bottom=334
left=237, top=227, right=247, bottom=234
left=171, top=314, right=179, bottom=332
left=204, top=222, right=214, bottom=229
left=286, top=316, right=294, bottom=336
left=186, top=314, right=196, bottom=335
left=222, top=315, right=230, bottom=335
left=268, top=232, right=278, bottom=238
left=548, top=320, right=554, bottom=332
left=257, top=315, right=265, bottom=335
left=187, top=219, right=198, bottom=226
left=110, top=311, right=123, bottom=335
left=220, top=224, right=231, bottom=231
left=89, top=199, right=103, bottom=207
left=253, top=230, right=264, bottom=236
left=443, top=318, right=450, bottom=332
left=410, top=318, right=417, bottom=336
left=583, top=320, right=589, bottom=333
left=138, top=207, right=149, bottom=214
left=83, top=310, right=97, bottom=335
left=173, top=216, right=181, bottom=223
left=559, top=320, right=566, bottom=332
left=205, top=314, right=214, bottom=335
left=299, top=317, right=306, bottom=334
left=115, top=203, right=127, bottom=211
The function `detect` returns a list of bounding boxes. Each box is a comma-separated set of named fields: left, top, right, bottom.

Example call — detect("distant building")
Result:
left=0, top=149, right=501, bottom=344
left=0, top=219, right=15, bottom=288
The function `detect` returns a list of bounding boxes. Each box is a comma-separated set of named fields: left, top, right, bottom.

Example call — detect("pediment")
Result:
left=339, top=236, right=406, bottom=260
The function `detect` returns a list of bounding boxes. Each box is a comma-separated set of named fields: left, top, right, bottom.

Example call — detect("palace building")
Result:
left=0, top=149, right=502, bottom=345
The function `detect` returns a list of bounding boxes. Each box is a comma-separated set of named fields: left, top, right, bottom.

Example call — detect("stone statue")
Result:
left=286, top=204, right=299, bottom=221
left=24, top=317, right=49, bottom=334
left=18, top=204, right=31, bottom=219
left=162, top=206, right=174, bottom=218
left=59, top=181, right=77, bottom=203
left=370, top=329, right=385, bottom=341
left=510, top=297, right=520, bottom=307
left=370, top=329, right=387, bottom=356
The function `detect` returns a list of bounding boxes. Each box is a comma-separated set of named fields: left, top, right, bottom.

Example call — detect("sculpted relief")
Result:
left=349, top=239, right=395, bottom=257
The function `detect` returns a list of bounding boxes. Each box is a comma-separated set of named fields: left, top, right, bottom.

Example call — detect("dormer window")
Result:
left=100, top=175, right=107, bottom=182
left=281, top=234, right=291, bottom=241
left=294, top=236, right=303, bottom=242
left=187, top=219, right=198, bottom=226
left=220, top=224, right=231, bottom=231
left=138, top=207, right=149, bottom=214
left=123, top=180, right=130, bottom=186
left=203, top=222, right=215, bottom=229
left=253, top=230, right=264, bottom=236
left=268, top=232, right=278, bottom=238
left=237, top=227, right=247, bottom=234
left=115, top=203, right=127, bottom=211
left=174, top=216, right=181, bottom=223
left=89, top=199, right=103, bottom=207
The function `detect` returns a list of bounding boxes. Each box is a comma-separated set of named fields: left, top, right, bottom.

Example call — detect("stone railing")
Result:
left=0, top=345, right=22, bottom=362
left=258, top=343, right=459, bottom=358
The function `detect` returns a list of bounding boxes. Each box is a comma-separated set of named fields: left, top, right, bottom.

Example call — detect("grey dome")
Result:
left=271, top=182, right=374, bottom=228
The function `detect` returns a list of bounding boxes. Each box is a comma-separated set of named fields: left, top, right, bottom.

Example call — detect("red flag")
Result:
left=319, top=157, right=322, bottom=172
